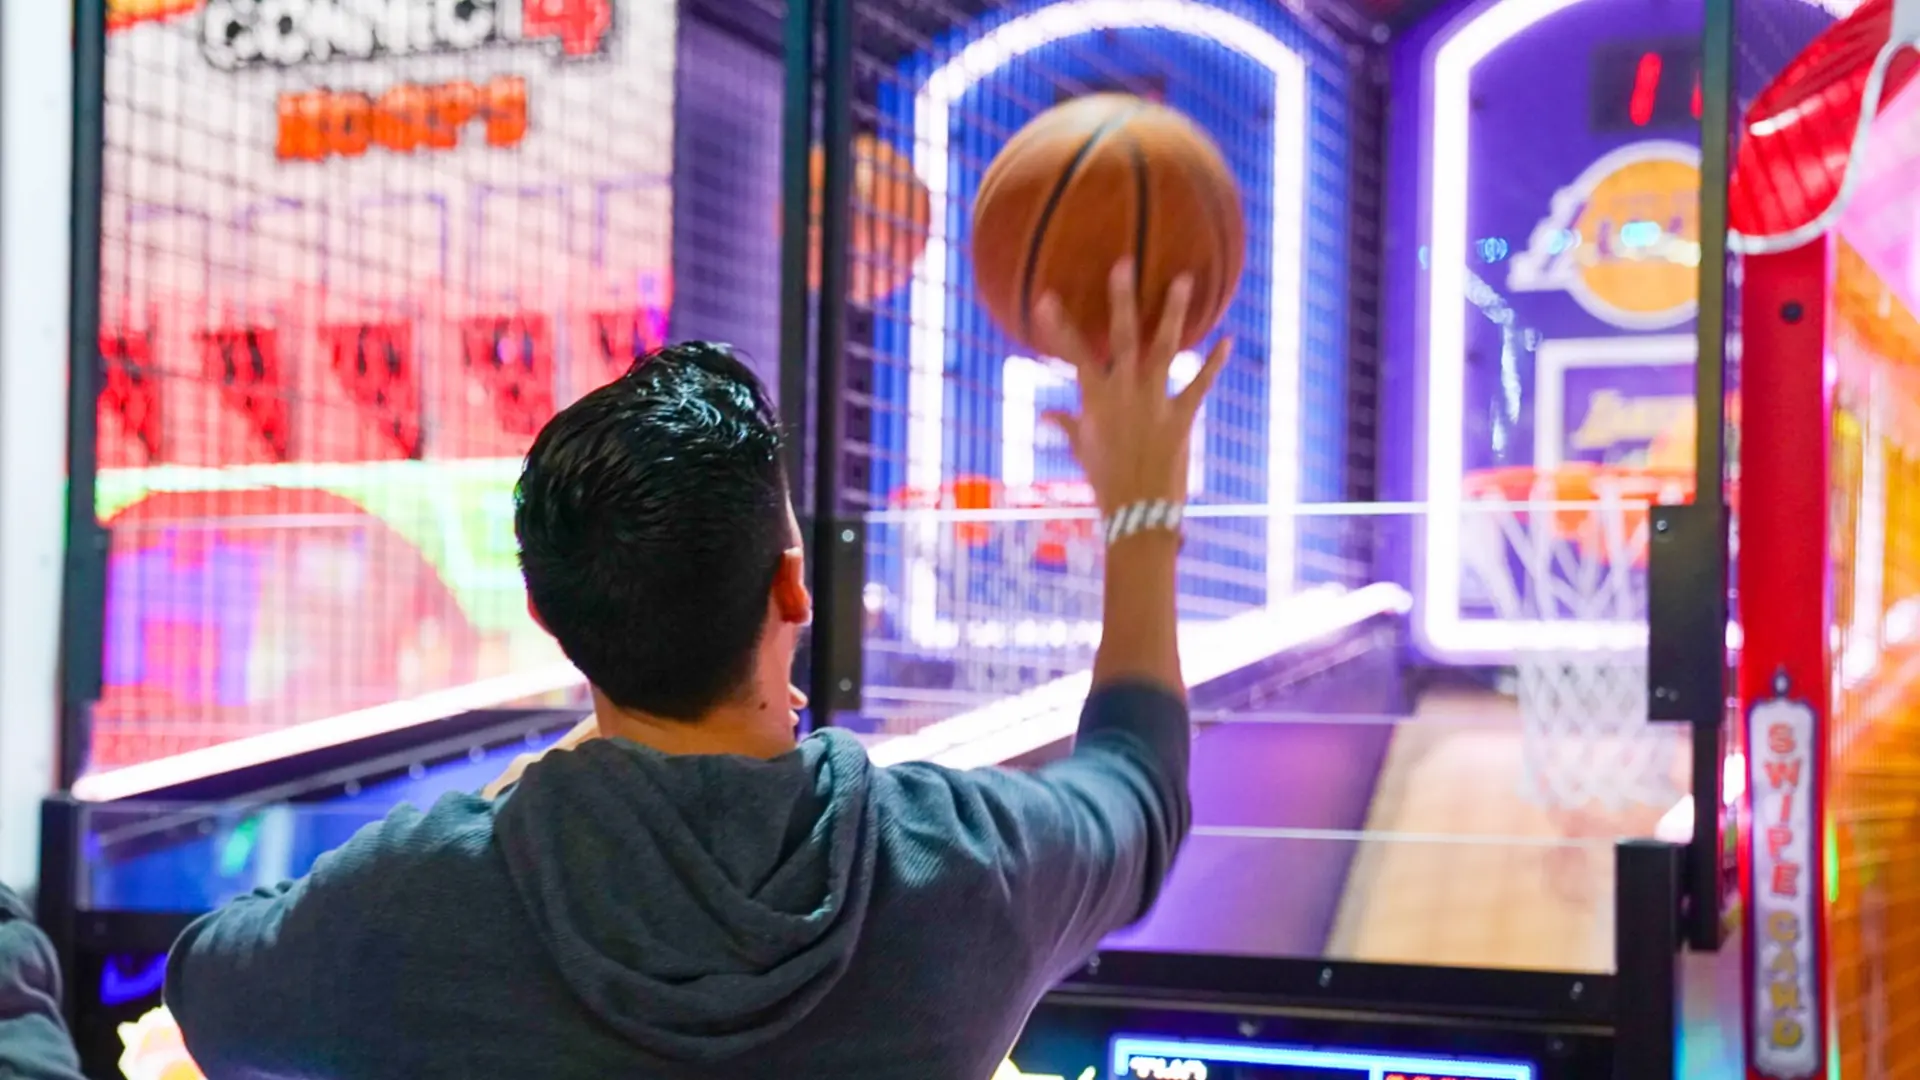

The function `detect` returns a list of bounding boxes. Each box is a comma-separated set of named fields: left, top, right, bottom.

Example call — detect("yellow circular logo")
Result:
left=1510, top=142, right=1702, bottom=330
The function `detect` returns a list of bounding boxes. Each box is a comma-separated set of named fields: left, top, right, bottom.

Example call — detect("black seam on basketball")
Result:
left=1128, top=134, right=1149, bottom=313
left=1017, top=106, right=1146, bottom=344
left=1177, top=146, right=1234, bottom=332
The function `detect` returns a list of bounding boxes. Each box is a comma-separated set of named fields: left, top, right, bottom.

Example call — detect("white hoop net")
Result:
left=894, top=480, right=1104, bottom=705
left=1460, top=472, right=1687, bottom=813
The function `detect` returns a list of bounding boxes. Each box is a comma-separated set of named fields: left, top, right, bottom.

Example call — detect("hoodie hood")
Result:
left=494, top=728, right=877, bottom=1062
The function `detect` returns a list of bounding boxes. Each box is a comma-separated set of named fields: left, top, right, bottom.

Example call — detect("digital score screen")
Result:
left=1111, top=1038, right=1535, bottom=1080
left=1589, top=36, right=1701, bottom=132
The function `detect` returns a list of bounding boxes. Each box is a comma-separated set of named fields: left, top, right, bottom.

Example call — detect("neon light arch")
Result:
left=1420, top=0, right=1844, bottom=660
left=904, top=0, right=1312, bottom=646
left=1421, top=0, right=1686, bottom=659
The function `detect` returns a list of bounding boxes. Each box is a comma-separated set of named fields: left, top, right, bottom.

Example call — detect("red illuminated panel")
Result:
left=1728, top=0, right=1919, bottom=237
left=100, top=327, right=163, bottom=465
left=521, top=0, right=616, bottom=58
left=585, top=306, right=669, bottom=388
left=323, top=321, right=423, bottom=459
left=459, top=313, right=556, bottom=439
left=197, top=327, right=292, bottom=463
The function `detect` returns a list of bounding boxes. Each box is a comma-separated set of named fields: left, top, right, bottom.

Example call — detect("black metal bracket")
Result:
left=1612, top=839, right=1682, bottom=1080
left=1646, top=502, right=1725, bottom=724
left=797, top=517, right=865, bottom=719
left=1645, top=501, right=1732, bottom=953
left=803, top=0, right=855, bottom=724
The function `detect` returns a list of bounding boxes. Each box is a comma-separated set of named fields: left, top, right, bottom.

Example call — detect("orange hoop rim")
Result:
left=1461, top=462, right=1697, bottom=503
left=889, top=476, right=1095, bottom=512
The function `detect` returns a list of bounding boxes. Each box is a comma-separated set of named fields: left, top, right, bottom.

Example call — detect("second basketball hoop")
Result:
left=1460, top=463, right=1693, bottom=814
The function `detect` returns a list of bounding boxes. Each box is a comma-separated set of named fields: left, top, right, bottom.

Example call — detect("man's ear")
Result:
left=772, top=548, right=812, bottom=625
left=526, top=594, right=548, bottom=633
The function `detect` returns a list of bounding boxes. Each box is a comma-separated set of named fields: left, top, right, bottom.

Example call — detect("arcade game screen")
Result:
left=1006, top=1036, right=1536, bottom=1080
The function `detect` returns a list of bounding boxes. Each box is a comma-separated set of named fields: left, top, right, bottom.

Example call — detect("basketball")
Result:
left=971, top=94, right=1245, bottom=357
left=807, top=134, right=933, bottom=306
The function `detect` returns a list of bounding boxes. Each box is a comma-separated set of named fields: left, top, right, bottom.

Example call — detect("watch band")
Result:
left=1101, top=498, right=1185, bottom=547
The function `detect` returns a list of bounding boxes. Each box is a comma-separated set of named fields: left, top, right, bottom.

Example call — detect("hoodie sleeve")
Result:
left=886, top=681, right=1191, bottom=981
left=164, top=796, right=490, bottom=1077
left=0, top=885, right=87, bottom=1080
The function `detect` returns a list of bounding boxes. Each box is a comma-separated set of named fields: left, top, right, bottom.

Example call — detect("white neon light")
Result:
left=869, top=582, right=1412, bottom=769
left=1001, top=351, right=1205, bottom=491
left=1423, top=0, right=1671, bottom=660
left=71, top=663, right=585, bottom=802
left=1423, top=0, right=1876, bottom=661
left=907, top=0, right=1309, bottom=647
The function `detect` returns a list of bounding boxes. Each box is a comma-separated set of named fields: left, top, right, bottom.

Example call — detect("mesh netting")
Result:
left=90, top=1, right=674, bottom=771
left=844, top=0, right=1367, bottom=731
left=1460, top=470, right=1689, bottom=811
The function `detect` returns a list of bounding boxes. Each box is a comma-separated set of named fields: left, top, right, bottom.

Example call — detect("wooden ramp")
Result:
left=1326, top=687, right=1682, bottom=973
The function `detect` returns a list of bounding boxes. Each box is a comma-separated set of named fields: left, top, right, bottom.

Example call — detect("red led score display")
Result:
left=1590, top=37, right=1702, bottom=132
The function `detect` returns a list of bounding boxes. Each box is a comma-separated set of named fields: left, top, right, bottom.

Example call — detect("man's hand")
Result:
left=1035, top=260, right=1229, bottom=695
left=1035, top=261, right=1229, bottom=516
left=481, top=715, right=600, bottom=799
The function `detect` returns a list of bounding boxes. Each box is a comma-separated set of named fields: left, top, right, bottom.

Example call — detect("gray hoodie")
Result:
left=0, top=883, right=87, bottom=1080
left=165, top=682, right=1189, bottom=1079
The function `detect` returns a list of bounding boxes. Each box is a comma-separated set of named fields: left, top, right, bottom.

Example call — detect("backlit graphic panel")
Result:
left=89, top=0, right=674, bottom=776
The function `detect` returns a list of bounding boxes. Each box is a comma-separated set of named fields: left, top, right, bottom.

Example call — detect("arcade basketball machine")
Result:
left=31, top=0, right=1903, bottom=1077
left=37, top=0, right=688, bottom=1070
left=788, top=0, right=1775, bottom=1075
left=1731, top=0, right=1920, bottom=1072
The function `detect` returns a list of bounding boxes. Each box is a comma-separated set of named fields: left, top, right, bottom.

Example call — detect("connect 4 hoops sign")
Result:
left=195, top=0, right=617, bottom=68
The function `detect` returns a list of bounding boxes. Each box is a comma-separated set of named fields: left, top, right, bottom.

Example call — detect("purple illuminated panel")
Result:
left=1383, top=0, right=1831, bottom=661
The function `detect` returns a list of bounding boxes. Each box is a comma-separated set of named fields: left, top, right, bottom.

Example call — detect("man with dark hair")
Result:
left=512, top=340, right=808, bottom=743
left=166, top=264, right=1224, bottom=1079
left=0, top=883, right=88, bottom=1080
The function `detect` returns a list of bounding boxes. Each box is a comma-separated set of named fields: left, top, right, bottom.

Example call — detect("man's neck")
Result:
left=593, top=694, right=799, bottom=760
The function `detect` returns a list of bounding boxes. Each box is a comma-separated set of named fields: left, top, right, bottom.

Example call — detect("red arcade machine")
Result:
left=1732, top=0, right=1920, bottom=1073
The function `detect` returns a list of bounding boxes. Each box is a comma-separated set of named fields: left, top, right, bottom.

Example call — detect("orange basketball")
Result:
left=971, top=94, right=1245, bottom=357
left=808, top=134, right=932, bottom=306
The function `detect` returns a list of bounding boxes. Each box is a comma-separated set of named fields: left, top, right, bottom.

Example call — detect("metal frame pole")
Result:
left=59, top=0, right=110, bottom=789
left=805, top=0, right=854, bottom=724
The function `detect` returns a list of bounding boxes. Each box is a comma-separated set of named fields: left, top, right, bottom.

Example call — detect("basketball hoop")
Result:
left=1460, top=462, right=1692, bottom=813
